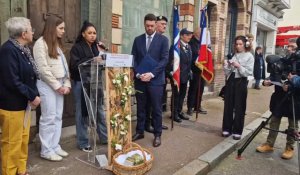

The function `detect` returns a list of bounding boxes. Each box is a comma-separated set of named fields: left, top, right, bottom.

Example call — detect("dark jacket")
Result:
left=189, top=36, right=201, bottom=73
left=167, top=42, right=193, bottom=84
left=0, top=40, right=39, bottom=110
left=69, top=40, right=99, bottom=82
left=253, top=52, right=265, bottom=80
left=268, top=74, right=300, bottom=119
left=132, top=33, right=169, bottom=86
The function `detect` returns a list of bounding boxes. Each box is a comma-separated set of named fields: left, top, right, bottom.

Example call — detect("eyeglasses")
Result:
left=25, top=28, right=35, bottom=33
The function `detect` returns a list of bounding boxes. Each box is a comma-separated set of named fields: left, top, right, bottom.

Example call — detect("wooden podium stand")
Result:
left=76, top=53, right=133, bottom=170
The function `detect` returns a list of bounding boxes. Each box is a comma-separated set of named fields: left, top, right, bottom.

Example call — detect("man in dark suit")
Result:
left=168, top=28, right=193, bottom=122
left=131, top=13, right=169, bottom=147
left=187, top=27, right=207, bottom=115
left=144, top=15, right=169, bottom=133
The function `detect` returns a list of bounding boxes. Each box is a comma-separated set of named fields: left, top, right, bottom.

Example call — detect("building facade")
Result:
left=250, top=0, right=290, bottom=56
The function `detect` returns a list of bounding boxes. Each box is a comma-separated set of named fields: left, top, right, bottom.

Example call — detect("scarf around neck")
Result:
left=9, top=38, right=40, bottom=79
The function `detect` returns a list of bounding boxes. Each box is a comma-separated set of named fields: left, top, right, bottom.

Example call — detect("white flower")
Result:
left=116, top=80, right=121, bottom=85
left=124, top=75, right=129, bottom=82
left=122, top=92, right=126, bottom=96
left=125, top=115, right=131, bottom=121
left=115, top=144, right=122, bottom=151
left=120, top=124, right=125, bottom=130
left=112, top=79, right=116, bottom=84
left=113, top=113, right=120, bottom=119
left=120, top=131, right=126, bottom=135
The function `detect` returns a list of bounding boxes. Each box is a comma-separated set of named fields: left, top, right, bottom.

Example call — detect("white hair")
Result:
left=5, top=17, right=31, bottom=39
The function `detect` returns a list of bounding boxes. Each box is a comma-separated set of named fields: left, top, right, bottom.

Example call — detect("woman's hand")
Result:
left=30, top=96, right=41, bottom=108
left=56, top=87, right=65, bottom=95
left=231, top=61, right=241, bottom=68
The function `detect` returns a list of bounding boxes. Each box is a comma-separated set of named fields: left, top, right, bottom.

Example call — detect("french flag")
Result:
left=173, top=5, right=181, bottom=90
left=195, top=6, right=214, bottom=84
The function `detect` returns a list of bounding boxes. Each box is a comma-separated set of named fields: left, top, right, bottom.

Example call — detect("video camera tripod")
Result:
left=237, top=90, right=300, bottom=174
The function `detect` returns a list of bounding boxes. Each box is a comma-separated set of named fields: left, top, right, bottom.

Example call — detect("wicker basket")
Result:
left=112, top=142, right=154, bottom=175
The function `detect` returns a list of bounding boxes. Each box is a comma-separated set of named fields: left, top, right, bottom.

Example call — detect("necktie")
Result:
left=146, top=35, right=152, bottom=51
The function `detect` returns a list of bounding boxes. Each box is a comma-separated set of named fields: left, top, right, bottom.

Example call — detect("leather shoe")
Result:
left=162, top=125, right=168, bottom=130
left=153, top=136, right=161, bottom=147
left=187, top=108, right=193, bottom=116
left=132, top=133, right=144, bottom=141
left=145, top=125, right=154, bottom=133
left=195, top=107, right=207, bottom=114
left=172, top=116, right=182, bottom=123
left=179, top=113, right=189, bottom=120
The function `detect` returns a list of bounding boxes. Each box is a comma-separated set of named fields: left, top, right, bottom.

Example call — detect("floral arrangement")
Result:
left=110, top=72, right=134, bottom=151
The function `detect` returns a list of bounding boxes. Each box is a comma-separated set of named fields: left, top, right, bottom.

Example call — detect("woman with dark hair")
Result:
left=69, top=21, right=107, bottom=152
left=33, top=15, right=71, bottom=161
left=253, top=46, right=265, bottom=89
left=0, top=17, right=40, bottom=175
left=222, top=35, right=254, bottom=140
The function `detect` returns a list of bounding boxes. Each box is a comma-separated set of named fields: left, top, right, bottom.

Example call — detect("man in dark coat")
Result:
left=256, top=38, right=299, bottom=160
left=253, top=46, right=266, bottom=89
left=187, top=27, right=207, bottom=115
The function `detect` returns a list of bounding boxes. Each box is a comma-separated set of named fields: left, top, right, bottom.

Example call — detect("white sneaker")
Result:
left=56, top=149, right=69, bottom=157
left=41, top=154, right=63, bottom=161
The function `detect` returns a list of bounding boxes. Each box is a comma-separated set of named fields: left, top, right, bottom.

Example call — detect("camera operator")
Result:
left=287, top=37, right=300, bottom=88
left=256, top=38, right=299, bottom=160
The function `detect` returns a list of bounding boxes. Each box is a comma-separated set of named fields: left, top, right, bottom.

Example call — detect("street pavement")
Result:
left=24, top=86, right=273, bottom=175
left=208, top=117, right=299, bottom=175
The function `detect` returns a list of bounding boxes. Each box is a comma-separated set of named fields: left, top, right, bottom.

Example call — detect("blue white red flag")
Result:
left=173, top=5, right=180, bottom=90
left=195, top=5, right=214, bottom=84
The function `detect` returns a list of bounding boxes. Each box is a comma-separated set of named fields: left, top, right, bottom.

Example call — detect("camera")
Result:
left=266, top=49, right=300, bottom=80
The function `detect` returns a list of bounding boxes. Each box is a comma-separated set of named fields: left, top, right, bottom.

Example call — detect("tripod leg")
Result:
left=237, top=115, right=273, bottom=157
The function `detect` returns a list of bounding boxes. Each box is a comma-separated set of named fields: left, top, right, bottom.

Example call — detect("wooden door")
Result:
left=28, top=0, right=81, bottom=127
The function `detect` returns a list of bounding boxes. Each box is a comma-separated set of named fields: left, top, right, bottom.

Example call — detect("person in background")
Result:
left=222, top=35, right=254, bottom=140
left=253, top=46, right=265, bottom=89
left=246, top=33, right=255, bottom=56
left=144, top=15, right=169, bottom=133
left=256, top=38, right=299, bottom=160
left=187, top=27, right=207, bottom=116
left=33, top=15, right=71, bottom=161
left=69, top=21, right=107, bottom=152
left=0, top=17, right=40, bottom=175
left=168, top=28, right=193, bottom=123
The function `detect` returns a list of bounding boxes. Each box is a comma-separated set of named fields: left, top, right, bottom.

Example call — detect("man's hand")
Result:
left=140, top=73, right=152, bottom=82
left=283, top=84, right=289, bottom=92
left=263, top=80, right=272, bottom=86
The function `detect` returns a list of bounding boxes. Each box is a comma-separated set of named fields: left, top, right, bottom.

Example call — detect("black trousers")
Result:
left=135, top=84, right=163, bottom=137
left=187, top=72, right=205, bottom=110
left=171, top=83, right=188, bottom=117
left=222, top=74, right=248, bottom=135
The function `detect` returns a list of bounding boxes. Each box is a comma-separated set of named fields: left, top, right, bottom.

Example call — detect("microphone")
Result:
left=96, top=40, right=109, bottom=51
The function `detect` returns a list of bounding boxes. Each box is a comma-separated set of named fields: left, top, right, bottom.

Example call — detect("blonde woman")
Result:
left=33, top=15, right=71, bottom=161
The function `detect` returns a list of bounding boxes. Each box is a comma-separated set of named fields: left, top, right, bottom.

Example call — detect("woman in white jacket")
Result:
left=33, top=15, right=71, bottom=161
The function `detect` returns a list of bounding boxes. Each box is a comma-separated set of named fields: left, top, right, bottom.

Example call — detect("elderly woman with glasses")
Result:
left=0, top=17, right=40, bottom=175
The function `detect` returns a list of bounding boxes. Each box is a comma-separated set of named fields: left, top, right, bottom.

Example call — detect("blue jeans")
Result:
left=255, top=79, right=261, bottom=87
left=72, top=81, right=108, bottom=148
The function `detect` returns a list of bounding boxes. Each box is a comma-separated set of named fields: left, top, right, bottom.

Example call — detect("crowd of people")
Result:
left=0, top=13, right=299, bottom=175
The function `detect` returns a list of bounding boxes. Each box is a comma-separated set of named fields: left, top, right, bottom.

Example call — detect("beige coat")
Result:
left=33, top=37, right=71, bottom=90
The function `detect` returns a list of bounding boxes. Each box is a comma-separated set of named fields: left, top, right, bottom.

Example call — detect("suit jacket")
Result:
left=0, top=40, right=39, bottom=110
left=189, top=36, right=201, bottom=73
left=132, top=33, right=169, bottom=86
left=167, top=41, right=193, bottom=84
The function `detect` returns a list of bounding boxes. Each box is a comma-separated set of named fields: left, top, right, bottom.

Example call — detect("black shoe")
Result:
left=195, top=108, right=207, bottom=114
left=179, top=113, right=189, bottom=120
left=162, top=125, right=168, bottom=130
left=153, top=136, right=161, bottom=147
left=187, top=108, right=193, bottom=116
left=172, top=116, right=182, bottom=123
left=145, top=125, right=154, bottom=133
left=132, top=133, right=144, bottom=141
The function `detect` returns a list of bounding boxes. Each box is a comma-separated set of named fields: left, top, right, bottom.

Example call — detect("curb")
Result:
left=173, top=111, right=271, bottom=175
